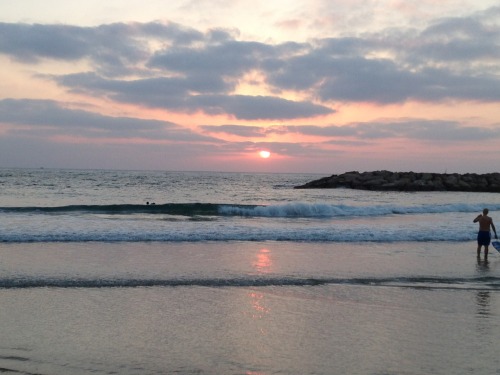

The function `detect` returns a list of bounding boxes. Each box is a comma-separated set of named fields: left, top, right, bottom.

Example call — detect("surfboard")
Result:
left=492, top=241, right=500, bottom=252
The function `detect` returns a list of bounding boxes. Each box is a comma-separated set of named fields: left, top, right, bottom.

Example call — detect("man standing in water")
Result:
left=473, top=208, right=498, bottom=258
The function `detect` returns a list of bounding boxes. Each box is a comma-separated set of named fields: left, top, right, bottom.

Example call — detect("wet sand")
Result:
left=0, top=241, right=499, bottom=374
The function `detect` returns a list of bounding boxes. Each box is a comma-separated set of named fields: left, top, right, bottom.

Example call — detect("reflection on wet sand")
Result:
left=248, top=291, right=271, bottom=320
left=475, top=257, right=491, bottom=337
left=475, top=257, right=490, bottom=276
left=475, top=291, right=490, bottom=318
left=253, top=248, right=272, bottom=274
left=248, top=248, right=273, bottom=329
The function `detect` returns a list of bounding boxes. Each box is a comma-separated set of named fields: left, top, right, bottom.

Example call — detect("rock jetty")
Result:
left=294, top=171, right=500, bottom=192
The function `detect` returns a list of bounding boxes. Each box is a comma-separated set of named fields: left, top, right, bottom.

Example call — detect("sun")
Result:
left=259, top=150, right=271, bottom=159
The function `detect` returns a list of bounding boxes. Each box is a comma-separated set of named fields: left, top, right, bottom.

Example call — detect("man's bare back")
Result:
left=474, top=214, right=493, bottom=231
left=473, top=208, right=498, bottom=258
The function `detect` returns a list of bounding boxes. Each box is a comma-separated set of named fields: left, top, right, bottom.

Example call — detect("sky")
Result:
left=0, top=0, right=499, bottom=173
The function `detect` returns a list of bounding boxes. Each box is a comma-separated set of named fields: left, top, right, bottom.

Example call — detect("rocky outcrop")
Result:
left=294, top=171, right=500, bottom=192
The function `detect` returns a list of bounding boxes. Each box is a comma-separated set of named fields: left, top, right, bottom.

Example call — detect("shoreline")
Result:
left=0, top=240, right=492, bottom=282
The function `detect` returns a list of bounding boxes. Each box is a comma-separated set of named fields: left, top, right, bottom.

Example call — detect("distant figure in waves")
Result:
left=146, top=202, right=156, bottom=205
left=473, top=208, right=498, bottom=259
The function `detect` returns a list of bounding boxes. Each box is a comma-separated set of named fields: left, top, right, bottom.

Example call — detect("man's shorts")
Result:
left=477, top=231, right=491, bottom=246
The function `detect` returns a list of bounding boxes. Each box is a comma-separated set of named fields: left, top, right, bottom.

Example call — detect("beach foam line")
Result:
left=0, top=227, right=476, bottom=242
left=1, top=276, right=499, bottom=290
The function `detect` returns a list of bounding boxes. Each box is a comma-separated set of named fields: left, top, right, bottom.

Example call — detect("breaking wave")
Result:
left=2, top=202, right=499, bottom=218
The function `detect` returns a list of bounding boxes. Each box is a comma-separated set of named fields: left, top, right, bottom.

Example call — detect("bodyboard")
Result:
left=492, top=241, right=500, bottom=253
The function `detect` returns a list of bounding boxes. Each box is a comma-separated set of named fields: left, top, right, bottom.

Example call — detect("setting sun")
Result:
left=259, top=150, right=271, bottom=159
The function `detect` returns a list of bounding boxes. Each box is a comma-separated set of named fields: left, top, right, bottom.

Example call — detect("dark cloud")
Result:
left=190, top=94, right=333, bottom=119
left=148, top=40, right=275, bottom=78
left=267, top=44, right=499, bottom=104
left=0, top=23, right=92, bottom=62
left=265, top=8, right=500, bottom=103
left=0, top=7, right=498, bottom=115
left=417, top=15, right=499, bottom=61
left=56, top=72, right=230, bottom=106
left=55, top=74, right=334, bottom=120
left=0, top=99, right=217, bottom=142
left=0, top=21, right=204, bottom=75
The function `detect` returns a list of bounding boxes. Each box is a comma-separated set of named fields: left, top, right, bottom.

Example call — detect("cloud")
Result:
left=324, top=120, right=500, bottom=141
left=1, top=8, right=498, bottom=113
left=0, top=23, right=92, bottom=63
left=3, top=99, right=494, bottom=152
left=360, top=119, right=500, bottom=141
left=0, top=99, right=217, bottom=142
left=55, top=73, right=334, bottom=120
left=190, top=94, right=333, bottom=119
left=148, top=40, right=274, bottom=78
left=0, top=21, right=204, bottom=75
left=56, top=72, right=229, bottom=106
left=416, top=11, right=500, bottom=62
left=210, top=7, right=497, bottom=104
left=266, top=7, right=500, bottom=103
left=201, top=125, right=266, bottom=137
left=201, top=119, right=500, bottom=142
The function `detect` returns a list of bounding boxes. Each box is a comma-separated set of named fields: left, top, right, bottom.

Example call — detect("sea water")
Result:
left=2, top=168, right=499, bottom=243
left=0, top=168, right=500, bottom=375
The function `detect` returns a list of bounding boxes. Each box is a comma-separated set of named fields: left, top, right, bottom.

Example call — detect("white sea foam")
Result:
left=219, top=202, right=500, bottom=218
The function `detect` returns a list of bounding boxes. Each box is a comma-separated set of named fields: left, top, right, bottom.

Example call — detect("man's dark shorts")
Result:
left=477, top=231, right=491, bottom=246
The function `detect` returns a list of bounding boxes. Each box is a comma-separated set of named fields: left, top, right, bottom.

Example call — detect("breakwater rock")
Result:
left=294, top=171, right=500, bottom=192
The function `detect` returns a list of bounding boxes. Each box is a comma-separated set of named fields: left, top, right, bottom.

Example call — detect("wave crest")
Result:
left=2, top=202, right=499, bottom=218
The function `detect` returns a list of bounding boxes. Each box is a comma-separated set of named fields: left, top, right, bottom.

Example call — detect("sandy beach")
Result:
left=1, top=241, right=499, bottom=375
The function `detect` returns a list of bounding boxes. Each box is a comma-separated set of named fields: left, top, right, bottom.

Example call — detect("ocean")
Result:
left=1, top=168, right=500, bottom=375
